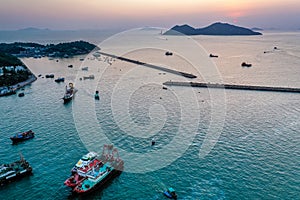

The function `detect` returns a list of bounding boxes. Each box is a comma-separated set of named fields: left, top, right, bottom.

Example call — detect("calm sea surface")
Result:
left=0, top=30, right=299, bottom=200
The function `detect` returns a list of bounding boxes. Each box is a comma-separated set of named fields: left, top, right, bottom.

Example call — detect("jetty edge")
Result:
left=163, top=81, right=300, bottom=93
left=99, top=51, right=197, bottom=79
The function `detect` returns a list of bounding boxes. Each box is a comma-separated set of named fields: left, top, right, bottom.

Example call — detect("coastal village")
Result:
left=0, top=41, right=97, bottom=97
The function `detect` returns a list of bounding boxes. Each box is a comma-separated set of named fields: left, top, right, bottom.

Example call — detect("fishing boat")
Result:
left=62, top=83, right=77, bottom=103
left=94, top=91, right=100, bottom=100
left=71, top=152, right=98, bottom=174
left=72, top=144, right=124, bottom=194
left=10, top=130, right=34, bottom=144
left=163, top=187, right=177, bottom=199
left=0, top=154, right=32, bottom=185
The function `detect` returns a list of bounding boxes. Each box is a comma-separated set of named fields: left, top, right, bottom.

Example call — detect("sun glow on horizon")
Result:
left=0, top=0, right=299, bottom=29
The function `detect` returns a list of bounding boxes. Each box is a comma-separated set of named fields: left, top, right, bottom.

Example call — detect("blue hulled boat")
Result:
left=10, top=130, right=34, bottom=144
left=164, top=187, right=177, bottom=199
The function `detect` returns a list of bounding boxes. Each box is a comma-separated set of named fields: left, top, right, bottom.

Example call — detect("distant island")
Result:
left=0, top=40, right=98, bottom=58
left=164, top=22, right=262, bottom=36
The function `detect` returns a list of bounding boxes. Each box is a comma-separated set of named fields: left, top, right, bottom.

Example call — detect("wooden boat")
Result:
left=10, top=130, right=34, bottom=144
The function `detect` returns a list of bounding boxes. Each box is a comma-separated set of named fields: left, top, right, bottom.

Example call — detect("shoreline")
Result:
left=0, top=72, right=37, bottom=97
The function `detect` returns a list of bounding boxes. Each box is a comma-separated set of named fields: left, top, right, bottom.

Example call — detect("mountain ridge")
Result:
left=164, top=22, right=262, bottom=36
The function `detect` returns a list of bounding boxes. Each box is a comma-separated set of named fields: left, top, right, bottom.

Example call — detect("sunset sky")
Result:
left=0, top=0, right=299, bottom=30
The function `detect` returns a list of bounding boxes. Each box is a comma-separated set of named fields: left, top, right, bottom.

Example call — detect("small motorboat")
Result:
left=83, top=75, right=95, bottom=80
left=55, top=77, right=65, bottom=83
left=241, top=62, right=252, bottom=67
left=94, top=91, right=100, bottom=100
left=45, top=74, right=55, bottom=78
left=10, top=130, right=34, bottom=144
left=209, top=53, right=218, bottom=58
left=165, top=51, right=173, bottom=56
left=18, top=92, right=25, bottom=97
left=164, top=187, right=177, bottom=199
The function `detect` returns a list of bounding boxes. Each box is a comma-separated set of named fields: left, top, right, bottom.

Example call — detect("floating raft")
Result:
left=99, top=51, right=197, bottom=79
left=163, top=81, right=300, bottom=93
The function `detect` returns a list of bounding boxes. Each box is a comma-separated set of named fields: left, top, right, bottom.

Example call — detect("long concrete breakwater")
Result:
left=99, top=51, right=197, bottom=79
left=163, top=81, right=300, bottom=93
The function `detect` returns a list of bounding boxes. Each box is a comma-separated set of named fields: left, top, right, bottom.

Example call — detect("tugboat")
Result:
left=94, top=91, right=100, bottom=100
left=0, top=154, right=32, bottom=186
left=10, top=130, right=34, bottom=144
left=164, top=187, right=177, bottom=199
left=72, top=144, right=124, bottom=194
left=63, top=83, right=77, bottom=104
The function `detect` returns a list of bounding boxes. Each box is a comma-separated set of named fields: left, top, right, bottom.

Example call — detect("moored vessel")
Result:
left=71, top=152, right=98, bottom=174
left=10, top=130, right=34, bottom=144
left=94, top=91, right=100, bottom=100
left=67, top=144, right=124, bottom=194
left=63, top=83, right=77, bottom=103
left=0, top=154, right=32, bottom=186
left=55, top=77, right=65, bottom=83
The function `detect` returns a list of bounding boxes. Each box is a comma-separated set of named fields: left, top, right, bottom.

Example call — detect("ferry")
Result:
left=0, top=155, right=32, bottom=185
left=71, top=144, right=124, bottom=194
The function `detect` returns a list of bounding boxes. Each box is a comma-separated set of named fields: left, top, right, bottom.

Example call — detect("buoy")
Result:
left=151, top=139, right=155, bottom=146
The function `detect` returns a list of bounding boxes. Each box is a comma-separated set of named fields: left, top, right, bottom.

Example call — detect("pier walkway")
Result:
left=163, top=81, right=300, bottom=93
left=99, top=52, right=197, bottom=79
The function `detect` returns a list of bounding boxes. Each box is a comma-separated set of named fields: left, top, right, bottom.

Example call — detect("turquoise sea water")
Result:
left=0, top=31, right=300, bottom=199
